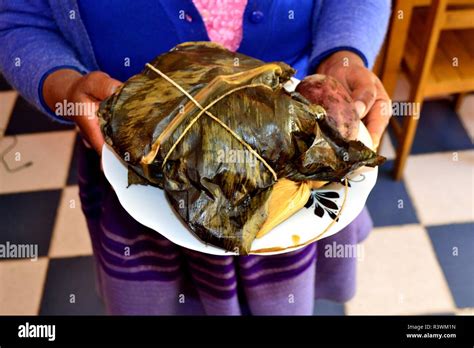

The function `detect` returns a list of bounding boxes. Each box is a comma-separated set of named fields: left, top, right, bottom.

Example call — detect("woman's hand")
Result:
left=42, top=69, right=122, bottom=155
left=317, top=51, right=391, bottom=148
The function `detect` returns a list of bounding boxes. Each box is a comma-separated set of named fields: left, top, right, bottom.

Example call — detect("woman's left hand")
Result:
left=317, top=50, right=391, bottom=148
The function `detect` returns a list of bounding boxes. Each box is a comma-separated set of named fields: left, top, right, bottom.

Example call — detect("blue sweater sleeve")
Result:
left=0, top=0, right=88, bottom=123
left=310, top=0, right=391, bottom=71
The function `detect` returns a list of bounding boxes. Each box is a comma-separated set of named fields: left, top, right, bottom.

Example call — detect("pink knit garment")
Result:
left=193, top=0, right=248, bottom=52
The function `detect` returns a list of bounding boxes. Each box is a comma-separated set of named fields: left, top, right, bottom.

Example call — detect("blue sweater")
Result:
left=0, top=0, right=390, bottom=123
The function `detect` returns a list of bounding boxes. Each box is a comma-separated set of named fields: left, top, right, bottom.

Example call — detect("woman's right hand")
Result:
left=42, top=69, right=122, bottom=155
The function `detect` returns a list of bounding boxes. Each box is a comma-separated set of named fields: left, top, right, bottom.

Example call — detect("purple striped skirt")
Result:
left=77, top=138, right=373, bottom=315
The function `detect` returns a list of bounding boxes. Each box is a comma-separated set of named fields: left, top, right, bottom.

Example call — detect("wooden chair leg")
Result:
left=393, top=110, right=420, bottom=181
left=380, top=0, right=415, bottom=97
left=393, top=0, right=446, bottom=180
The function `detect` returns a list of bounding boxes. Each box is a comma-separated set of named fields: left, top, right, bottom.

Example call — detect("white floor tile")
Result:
left=456, top=307, right=474, bottom=315
left=379, top=132, right=396, bottom=160
left=346, top=224, right=456, bottom=315
left=0, top=130, right=75, bottom=194
left=49, top=186, right=93, bottom=258
left=404, top=150, right=474, bottom=225
left=0, top=258, right=48, bottom=315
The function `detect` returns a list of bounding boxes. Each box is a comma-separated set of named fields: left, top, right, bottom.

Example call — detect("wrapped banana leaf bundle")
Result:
left=99, top=42, right=384, bottom=254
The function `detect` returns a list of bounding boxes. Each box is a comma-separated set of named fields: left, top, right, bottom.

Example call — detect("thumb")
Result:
left=349, top=74, right=377, bottom=119
left=75, top=101, right=105, bottom=155
left=83, top=71, right=123, bottom=101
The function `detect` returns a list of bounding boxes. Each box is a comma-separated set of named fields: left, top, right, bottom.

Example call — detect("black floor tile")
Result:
left=366, top=161, right=419, bottom=227
left=390, top=100, right=472, bottom=155
left=5, top=96, right=74, bottom=135
left=0, top=190, right=61, bottom=257
left=427, top=223, right=474, bottom=308
left=66, top=133, right=81, bottom=186
left=39, top=256, right=106, bottom=315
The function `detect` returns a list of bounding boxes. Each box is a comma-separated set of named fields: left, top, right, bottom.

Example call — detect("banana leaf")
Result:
left=98, top=42, right=384, bottom=254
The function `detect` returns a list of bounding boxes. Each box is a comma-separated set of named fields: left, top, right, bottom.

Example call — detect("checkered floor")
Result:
left=0, top=74, right=473, bottom=316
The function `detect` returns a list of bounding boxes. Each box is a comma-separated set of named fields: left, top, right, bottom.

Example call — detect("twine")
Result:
left=144, top=63, right=278, bottom=181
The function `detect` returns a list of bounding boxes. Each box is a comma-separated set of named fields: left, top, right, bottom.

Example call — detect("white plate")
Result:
left=102, top=78, right=378, bottom=256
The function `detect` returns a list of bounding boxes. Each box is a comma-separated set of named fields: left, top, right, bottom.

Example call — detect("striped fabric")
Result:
left=77, top=138, right=372, bottom=315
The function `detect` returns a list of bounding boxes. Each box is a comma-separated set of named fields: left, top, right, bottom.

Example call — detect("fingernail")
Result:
left=354, top=101, right=366, bottom=118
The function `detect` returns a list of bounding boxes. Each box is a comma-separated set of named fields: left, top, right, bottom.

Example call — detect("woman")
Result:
left=0, top=0, right=391, bottom=315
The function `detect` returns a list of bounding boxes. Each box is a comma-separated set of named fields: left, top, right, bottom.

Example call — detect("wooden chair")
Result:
left=379, top=0, right=474, bottom=180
